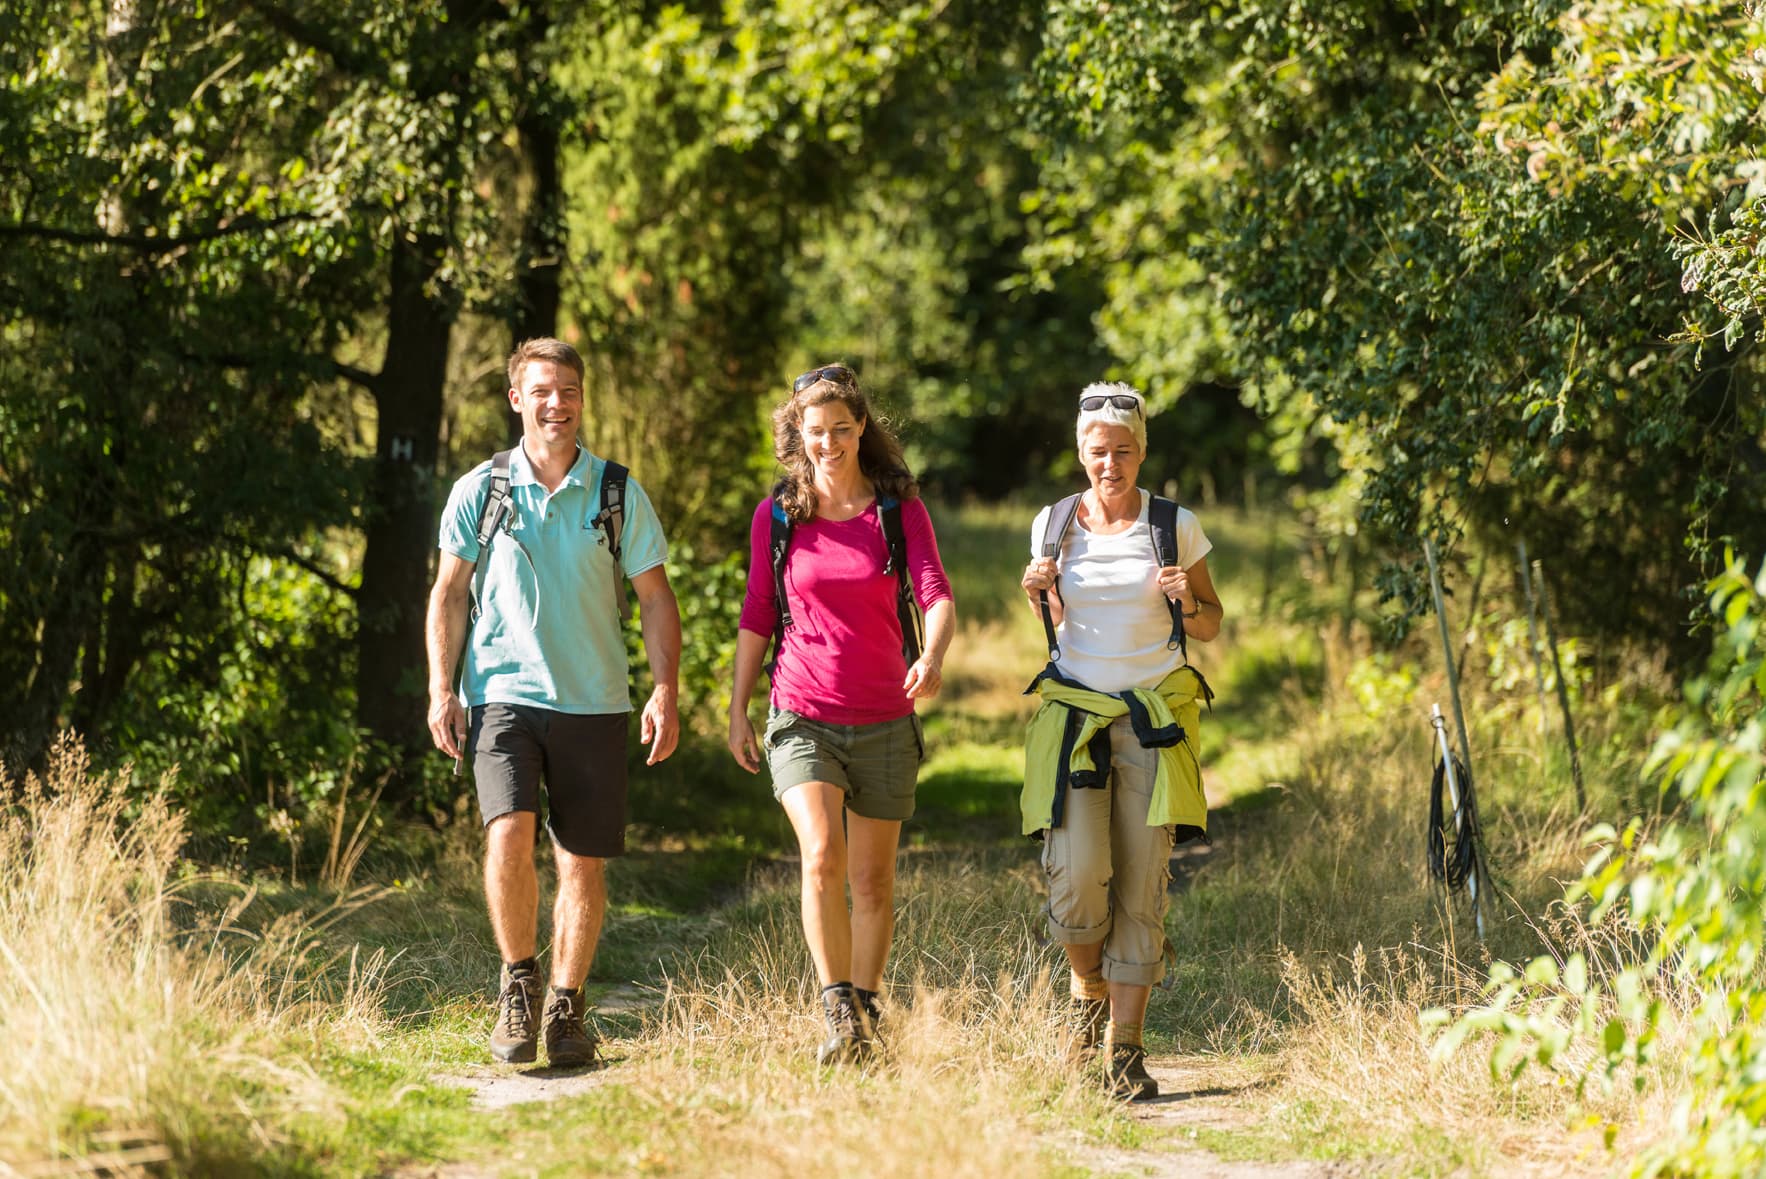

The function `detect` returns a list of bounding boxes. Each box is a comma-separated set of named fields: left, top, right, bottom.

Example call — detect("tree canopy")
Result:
left=4, top=0, right=1763, bottom=827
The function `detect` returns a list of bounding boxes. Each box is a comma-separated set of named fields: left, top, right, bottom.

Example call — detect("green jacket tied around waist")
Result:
left=1020, top=665, right=1210, bottom=840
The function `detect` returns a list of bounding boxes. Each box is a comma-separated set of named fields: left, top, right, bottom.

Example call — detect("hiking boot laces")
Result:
left=1107, top=1043, right=1159, bottom=1101
left=491, top=973, right=539, bottom=1063
left=1066, top=996, right=1108, bottom=1063
left=543, top=989, right=598, bottom=1067
left=817, top=986, right=872, bottom=1065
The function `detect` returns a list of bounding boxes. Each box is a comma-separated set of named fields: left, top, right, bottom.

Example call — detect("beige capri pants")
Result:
left=1040, top=715, right=1175, bottom=986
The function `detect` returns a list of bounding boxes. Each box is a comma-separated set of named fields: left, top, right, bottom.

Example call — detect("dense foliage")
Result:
left=1438, top=553, right=1766, bottom=1176
left=5, top=0, right=1764, bottom=841
left=1028, top=0, right=1766, bottom=641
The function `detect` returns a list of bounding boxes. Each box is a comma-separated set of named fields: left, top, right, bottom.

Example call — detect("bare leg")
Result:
left=781, top=782, right=851, bottom=985
left=484, top=812, right=539, bottom=962
left=1064, top=941, right=1104, bottom=978
left=1108, top=981, right=1150, bottom=1026
left=846, top=813, right=903, bottom=992
left=549, top=847, right=607, bottom=990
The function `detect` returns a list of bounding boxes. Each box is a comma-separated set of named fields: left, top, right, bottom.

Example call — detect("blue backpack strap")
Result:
left=594, top=460, right=630, bottom=618
left=1039, top=493, right=1083, bottom=662
left=877, top=495, right=923, bottom=666
left=767, top=486, right=793, bottom=672
left=1148, top=493, right=1187, bottom=662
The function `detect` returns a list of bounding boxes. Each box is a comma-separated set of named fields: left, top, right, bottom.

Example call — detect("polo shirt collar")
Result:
left=507, top=443, right=589, bottom=489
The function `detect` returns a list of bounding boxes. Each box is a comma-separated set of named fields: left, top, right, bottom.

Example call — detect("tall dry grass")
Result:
left=0, top=736, right=396, bottom=1171
left=594, top=855, right=1112, bottom=1178
left=923, top=500, right=1690, bottom=1172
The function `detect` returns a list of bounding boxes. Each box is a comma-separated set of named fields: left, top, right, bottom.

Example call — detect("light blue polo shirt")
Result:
left=439, top=445, right=668, bottom=715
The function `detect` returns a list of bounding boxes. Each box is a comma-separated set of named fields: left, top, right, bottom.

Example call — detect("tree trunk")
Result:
left=355, top=232, right=451, bottom=798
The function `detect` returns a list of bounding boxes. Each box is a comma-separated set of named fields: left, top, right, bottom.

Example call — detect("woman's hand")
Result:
left=1022, top=557, right=1063, bottom=625
left=903, top=654, right=944, bottom=700
left=1156, top=564, right=1196, bottom=615
left=727, top=709, right=761, bottom=774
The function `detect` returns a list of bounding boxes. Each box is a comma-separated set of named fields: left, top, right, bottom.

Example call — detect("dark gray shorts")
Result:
left=762, top=706, right=923, bottom=821
left=468, top=703, right=628, bottom=858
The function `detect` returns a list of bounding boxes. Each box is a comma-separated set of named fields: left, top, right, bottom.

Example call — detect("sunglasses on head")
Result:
left=793, top=365, right=856, bottom=394
left=1079, top=393, right=1142, bottom=414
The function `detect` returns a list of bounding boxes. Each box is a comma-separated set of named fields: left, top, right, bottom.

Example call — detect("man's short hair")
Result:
left=507, top=338, right=585, bottom=388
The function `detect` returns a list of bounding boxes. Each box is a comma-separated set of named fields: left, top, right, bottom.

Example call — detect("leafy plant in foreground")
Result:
left=1434, top=552, right=1766, bottom=1177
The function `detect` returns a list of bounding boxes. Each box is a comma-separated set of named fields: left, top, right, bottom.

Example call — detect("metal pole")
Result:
left=1423, top=537, right=1474, bottom=772
left=1516, top=541, right=1551, bottom=736
left=1431, top=703, right=1485, bottom=943
left=1533, top=559, right=1586, bottom=812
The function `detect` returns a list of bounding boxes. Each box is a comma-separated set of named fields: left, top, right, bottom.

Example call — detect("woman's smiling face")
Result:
left=800, top=400, right=866, bottom=480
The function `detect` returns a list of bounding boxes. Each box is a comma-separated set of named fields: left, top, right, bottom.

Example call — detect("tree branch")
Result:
left=236, top=0, right=381, bottom=77
left=0, top=211, right=322, bottom=255
left=334, top=362, right=382, bottom=392
left=251, top=544, right=361, bottom=600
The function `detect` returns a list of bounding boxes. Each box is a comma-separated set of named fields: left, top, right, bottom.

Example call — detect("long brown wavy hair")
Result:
left=771, top=367, right=919, bottom=523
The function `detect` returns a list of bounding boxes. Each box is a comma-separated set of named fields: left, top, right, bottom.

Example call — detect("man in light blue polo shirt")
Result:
left=424, top=337, right=681, bottom=1069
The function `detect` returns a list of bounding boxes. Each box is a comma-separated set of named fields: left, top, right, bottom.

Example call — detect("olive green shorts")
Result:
left=762, top=706, right=924, bottom=821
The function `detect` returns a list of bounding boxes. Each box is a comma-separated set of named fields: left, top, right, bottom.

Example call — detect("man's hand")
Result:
left=640, top=685, right=679, bottom=765
left=428, top=690, right=467, bottom=760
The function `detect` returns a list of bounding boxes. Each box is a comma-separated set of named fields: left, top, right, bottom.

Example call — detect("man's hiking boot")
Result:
left=490, top=966, right=541, bottom=1064
left=1065, top=996, right=1108, bottom=1064
left=816, top=982, right=874, bottom=1066
left=1106, top=1043, right=1159, bottom=1102
left=541, top=986, right=598, bottom=1068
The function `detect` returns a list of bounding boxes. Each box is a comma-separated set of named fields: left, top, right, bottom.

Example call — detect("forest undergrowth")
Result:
left=0, top=501, right=1690, bottom=1177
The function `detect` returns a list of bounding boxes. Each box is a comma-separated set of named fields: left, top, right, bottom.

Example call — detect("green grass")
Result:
left=4, top=498, right=1682, bottom=1177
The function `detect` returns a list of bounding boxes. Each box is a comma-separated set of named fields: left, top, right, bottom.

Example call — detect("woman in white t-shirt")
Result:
left=1018, top=382, right=1223, bottom=1101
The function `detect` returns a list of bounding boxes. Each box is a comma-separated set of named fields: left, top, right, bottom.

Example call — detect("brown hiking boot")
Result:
left=490, top=967, right=541, bottom=1063
left=816, top=983, right=873, bottom=1065
left=856, top=987, right=884, bottom=1052
left=542, top=987, right=598, bottom=1068
left=1107, top=1043, right=1159, bottom=1101
left=1064, top=996, right=1108, bottom=1064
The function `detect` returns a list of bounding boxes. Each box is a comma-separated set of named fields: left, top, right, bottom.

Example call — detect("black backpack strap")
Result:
left=469, top=449, right=516, bottom=625
left=594, top=460, right=629, bottom=618
left=1148, top=494, right=1187, bottom=662
left=766, top=485, right=793, bottom=672
left=878, top=495, right=923, bottom=666
left=1039, top=493, right=1083, bottom=662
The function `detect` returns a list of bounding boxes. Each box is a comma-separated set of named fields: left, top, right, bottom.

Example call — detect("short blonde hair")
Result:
left=507, top=337, right=585, bottom=389
left=1075, top=382, right=1147, bottom=454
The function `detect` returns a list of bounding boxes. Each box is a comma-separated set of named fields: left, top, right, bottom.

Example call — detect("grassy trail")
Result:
left=3, top=501, right=1669, bottom=1176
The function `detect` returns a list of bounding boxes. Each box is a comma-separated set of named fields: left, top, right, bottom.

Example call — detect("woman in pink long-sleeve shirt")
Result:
left=727, top=364, right=955, bottom=1067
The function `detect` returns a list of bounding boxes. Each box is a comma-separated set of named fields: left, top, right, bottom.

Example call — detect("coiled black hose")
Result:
left=1428, top=751, right=1482, bottom=890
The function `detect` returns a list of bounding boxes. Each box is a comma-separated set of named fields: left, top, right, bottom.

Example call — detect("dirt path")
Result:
left=425, top=1050, right=1358, bottom=1178
left=1053, top=1055, right=1364, bottom=1178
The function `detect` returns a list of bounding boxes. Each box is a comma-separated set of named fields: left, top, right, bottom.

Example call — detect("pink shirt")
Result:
left=739, top=496, right=953, bottom=725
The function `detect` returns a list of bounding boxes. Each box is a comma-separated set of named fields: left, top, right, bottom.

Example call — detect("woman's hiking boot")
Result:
left=490, top=965, right=541, bottom=1064
left=816, top=982, right=874, bottom=1065
left=541, top=985, right=598, bottom=1068
left=856, top=986, right=883, bottom=1052
left=1106, top=1043, right=1159, bottom=1102
left=1065, top=996, right=1109, bottom=1064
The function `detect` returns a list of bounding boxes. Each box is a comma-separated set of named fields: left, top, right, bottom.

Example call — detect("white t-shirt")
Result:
left=1029, top=489, right=1213, bottom=693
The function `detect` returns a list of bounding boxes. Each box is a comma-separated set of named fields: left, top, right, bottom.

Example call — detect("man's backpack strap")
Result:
left=469, top=449, right=516, bottom=626
left=1148, top=493, right=1187, bottom=662
left=1038, top=493, right=1083, bottom=662
left=766, top=487, right=793, bottom=672
left=594, top=460, right=630, bottom=618
left=878, top=495, right=924, bottom=667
